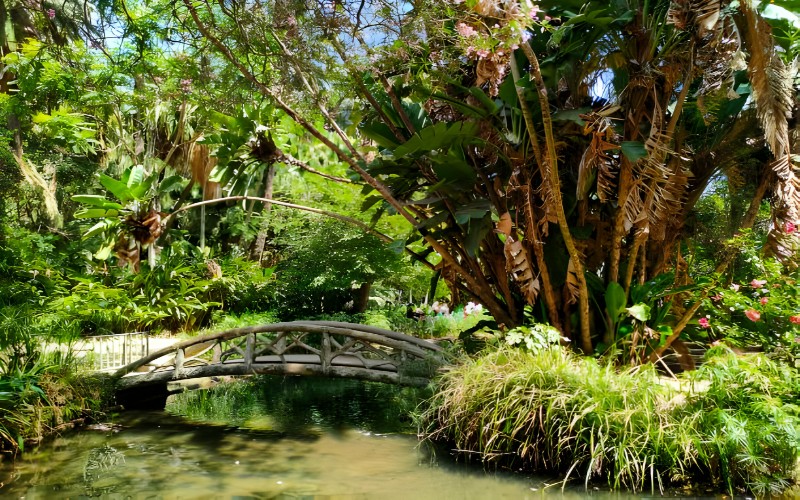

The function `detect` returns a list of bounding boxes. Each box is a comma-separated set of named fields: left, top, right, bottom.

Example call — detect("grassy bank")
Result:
left=420, top=347, right=800, bottom=495
left=0, top=361, right=114, bottom=456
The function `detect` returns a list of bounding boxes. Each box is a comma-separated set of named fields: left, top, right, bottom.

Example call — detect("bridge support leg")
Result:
left=116, top=384, right=171, bottom=410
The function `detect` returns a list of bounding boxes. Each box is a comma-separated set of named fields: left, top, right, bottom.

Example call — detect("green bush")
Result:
left=691, top=243, right=800, bottom=367
left=421, top=347, right=800, bottom=495
left=273, top=217, right=404, bottom=319
left=681, top=348, right=800, bottom=495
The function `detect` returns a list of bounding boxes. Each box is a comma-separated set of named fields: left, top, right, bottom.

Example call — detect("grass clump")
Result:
left=420, top=347, right=800, bottom=495
left=681, top=347, right=800, bottom=496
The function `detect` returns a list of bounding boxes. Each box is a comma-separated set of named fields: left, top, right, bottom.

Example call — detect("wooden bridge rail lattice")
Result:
left=112, top=321, right=444, bottom=408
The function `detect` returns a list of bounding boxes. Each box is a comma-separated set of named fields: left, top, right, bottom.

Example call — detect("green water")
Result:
left=0, top=377, right=646, bottom=498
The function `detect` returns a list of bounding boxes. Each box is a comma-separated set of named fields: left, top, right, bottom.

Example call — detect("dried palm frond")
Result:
left=740, top=2, right=800, bottom=263
left=565, top=256, right=581, bottom=305
left=534, top=157, right=558, bottom=233
left=115, top=235, right=140, bottom=272
left=126, top=209, right=166, bottom=247
left=668, top=0, right=722, bottom=36
left=577, top=109, right=620, bottom=202
left=497, top=212, right=540, bottom=303
left=649, top=158, right=694, bottom=240
left=740, top=3, right=793, bottom=157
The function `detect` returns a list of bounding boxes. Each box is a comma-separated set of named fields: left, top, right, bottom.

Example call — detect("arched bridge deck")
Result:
left=112, top=321, right=444, bottom=409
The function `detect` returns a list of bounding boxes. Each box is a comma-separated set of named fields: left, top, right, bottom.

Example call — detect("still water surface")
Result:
left=1, top=377, right=636, bottom=498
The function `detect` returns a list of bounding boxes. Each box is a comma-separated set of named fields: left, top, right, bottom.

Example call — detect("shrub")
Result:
left=421, top=347, right=800, bottom=494
left=681, top=348, right=800, bottom=495
left=689, top=233, right=800, bottom=364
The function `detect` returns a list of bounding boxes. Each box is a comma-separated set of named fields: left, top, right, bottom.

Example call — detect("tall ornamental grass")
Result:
left=421, top=347, right=799, bottom=495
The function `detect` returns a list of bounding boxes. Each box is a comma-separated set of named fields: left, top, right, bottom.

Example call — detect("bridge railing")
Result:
left=76, top=332, right=150, bottom=371
left=113, top=321, right=443, bottom=387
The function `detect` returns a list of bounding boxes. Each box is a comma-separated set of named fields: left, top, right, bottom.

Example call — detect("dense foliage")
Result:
left=1, top=0, right=800, bottom=493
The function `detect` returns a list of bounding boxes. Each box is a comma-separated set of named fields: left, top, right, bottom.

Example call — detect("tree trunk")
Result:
left=354, top=281, right=372, bottom=313
left=250, top=164, right=276, bottom=262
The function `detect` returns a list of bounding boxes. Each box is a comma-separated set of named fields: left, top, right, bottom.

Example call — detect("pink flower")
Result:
left=711, top=294, right=723, bottom=302
left=785, top=221, right=796, bottom=234
left=47, top=8, right=56, bottom=19
left=698, top=317, right=710, bottom=329
left=790, top=315, right=800, bottom=325
left=750, top=279, right=767, bottom=289
left=456, top=22, right=477, bottom=38
left=731, top=284, right=740, bottom=292
left=760, top=297, right=769, bottom=305
left=745, top=309, right=761, bottom=322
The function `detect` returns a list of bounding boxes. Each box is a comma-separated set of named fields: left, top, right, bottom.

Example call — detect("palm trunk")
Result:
left=520, top=43, right=593, bottom=353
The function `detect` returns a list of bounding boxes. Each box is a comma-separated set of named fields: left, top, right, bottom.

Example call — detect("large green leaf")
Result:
left=71, top=195, right=123, bottom=210
left=392, top=121, right=479, bottom=159
left=127, top=165, right=145, bottom=188
left=620, top=141, right=648, bottom=162
left=98, top=174, right=133, bottom=204
left=431, top=156, right=476, bottom=191
left=605, top=281, right=627, bottom=320
left=464, top=216, right=492, bottom=256
left=454, top=199, right=492, bottom=225
left=360, top=121, right=400, bottom=149
left=83, top=219, right=119, bottom=239
left=626, top=303, right=651, bottom=322
left=74, top=208, right=120, bottom=219
left=158, top=175, right=185, bottom=194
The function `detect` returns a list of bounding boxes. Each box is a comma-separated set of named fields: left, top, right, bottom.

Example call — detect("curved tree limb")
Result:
left=166, top=195, right=392, bottom=243
left=279, top=153, right=353, bottom=183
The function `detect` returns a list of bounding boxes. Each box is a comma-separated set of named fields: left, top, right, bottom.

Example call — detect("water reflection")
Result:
left=0, top=377, right=641, bottom=498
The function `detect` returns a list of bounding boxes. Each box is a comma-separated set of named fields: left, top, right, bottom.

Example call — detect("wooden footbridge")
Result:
left=111, top=321, right=444, bottom=409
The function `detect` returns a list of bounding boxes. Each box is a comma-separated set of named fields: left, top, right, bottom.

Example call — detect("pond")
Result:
left=0, top=377, right=654, bottom=498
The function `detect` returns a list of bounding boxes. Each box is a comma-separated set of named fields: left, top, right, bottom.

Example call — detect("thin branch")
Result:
left=166, top=195, right=391, bottom=243
left=280, top=153, right=353, bottom=183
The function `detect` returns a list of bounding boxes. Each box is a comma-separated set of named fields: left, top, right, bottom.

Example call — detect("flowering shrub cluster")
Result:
left=695, top=261, right=800, bottom=358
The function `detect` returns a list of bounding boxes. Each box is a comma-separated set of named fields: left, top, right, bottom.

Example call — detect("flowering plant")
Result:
left=695, top=258, right=800, bottom=358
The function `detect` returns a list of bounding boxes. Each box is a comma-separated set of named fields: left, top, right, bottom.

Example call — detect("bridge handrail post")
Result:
left=321, top=331, right=331, bottom=375
left=244, top=333, right=255, bottom=370
left=174, top=348, right=185, bottom=379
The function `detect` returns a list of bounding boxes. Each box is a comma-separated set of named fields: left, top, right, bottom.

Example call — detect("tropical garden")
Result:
left=1, top=0, right=799, bottom=495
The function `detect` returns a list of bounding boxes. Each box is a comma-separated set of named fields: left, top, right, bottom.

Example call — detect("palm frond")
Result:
left=740, top=3, right=793, bottom=157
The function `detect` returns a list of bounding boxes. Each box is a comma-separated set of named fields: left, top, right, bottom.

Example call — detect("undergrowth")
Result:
left=420, top=347, right=800, bottom=495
